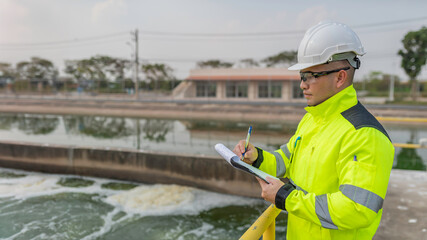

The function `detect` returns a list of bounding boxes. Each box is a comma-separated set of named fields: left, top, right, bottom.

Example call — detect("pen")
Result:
left=241, top=126, right=252, bottom=160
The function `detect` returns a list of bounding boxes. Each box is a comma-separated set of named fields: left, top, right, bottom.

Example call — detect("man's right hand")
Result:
left=233, top=140, right=258, bottom=164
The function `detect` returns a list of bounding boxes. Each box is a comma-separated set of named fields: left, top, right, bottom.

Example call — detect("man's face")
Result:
left=299, top=63, right=347, bottom=106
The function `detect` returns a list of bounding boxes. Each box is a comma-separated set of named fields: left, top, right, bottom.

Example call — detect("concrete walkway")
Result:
left=375, top=170, right=427, bottom=240
left=2, top=95, right=427, bottom=124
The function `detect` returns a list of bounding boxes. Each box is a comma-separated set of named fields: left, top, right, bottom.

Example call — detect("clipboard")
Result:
left=215, top=143, right=279, bottom=184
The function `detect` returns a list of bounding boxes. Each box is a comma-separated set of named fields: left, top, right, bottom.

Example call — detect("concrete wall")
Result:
left=0, top=141, right=261, bottom=197
left=283, top=81, right=291, bottom=100
left=175, top=79, right=302, bottom=101
left=217, top=81, right=226, bottom=99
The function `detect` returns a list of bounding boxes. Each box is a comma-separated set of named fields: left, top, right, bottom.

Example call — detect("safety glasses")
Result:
left=300, top=67, right=350, bottom=82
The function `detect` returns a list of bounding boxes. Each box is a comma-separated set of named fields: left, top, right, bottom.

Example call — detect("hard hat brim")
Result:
left=288, top=62, right=320, bottom=71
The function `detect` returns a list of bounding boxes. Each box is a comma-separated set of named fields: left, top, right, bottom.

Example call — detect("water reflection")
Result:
left=0, top=114, right=58, bottom=135
left=0, top=114, right=18, bottom=130
left=141, top=119, right=172, bottom=143
left=0, top=113, right=426, bottom=171
left=395, top=147, right=426, bottom=171
left=63, top=116, right=133, bottom=139
left=184, top=120, right=296, bottom=134
left=394, top=130, right=427, bottom=171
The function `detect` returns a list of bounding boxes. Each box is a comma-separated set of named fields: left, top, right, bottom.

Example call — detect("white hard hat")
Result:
left=288, top=21, right=366, bottom=71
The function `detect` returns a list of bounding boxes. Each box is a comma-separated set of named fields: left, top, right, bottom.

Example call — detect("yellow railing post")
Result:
left=393, top=143, right=421, bottom=149
left=240, top=204, right=282, bottom=240
left=263, top=220, right=275, bottom=240
left=376, top=116, right=427, bottom=123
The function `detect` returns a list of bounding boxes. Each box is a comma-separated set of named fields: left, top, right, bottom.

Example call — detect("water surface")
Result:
left=0, top=168, right=286, bottom=240
left=0, top=113, right=425, bottom=170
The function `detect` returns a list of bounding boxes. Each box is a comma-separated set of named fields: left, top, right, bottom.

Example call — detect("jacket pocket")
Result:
left=350, top=160, right=377, bottom=187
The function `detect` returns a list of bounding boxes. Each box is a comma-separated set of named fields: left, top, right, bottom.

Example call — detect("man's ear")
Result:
left=336, top=70, right=348, bottom=89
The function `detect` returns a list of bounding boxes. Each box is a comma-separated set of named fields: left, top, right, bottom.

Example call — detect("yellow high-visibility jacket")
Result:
left=253, top=85, right=394, bottom=239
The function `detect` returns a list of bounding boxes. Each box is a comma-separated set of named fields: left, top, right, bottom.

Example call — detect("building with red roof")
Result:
left=173, top=68, right=304, bottom=101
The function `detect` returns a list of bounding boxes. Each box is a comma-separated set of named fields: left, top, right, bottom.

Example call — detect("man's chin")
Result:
left=306, top=99, right=321, bottom=106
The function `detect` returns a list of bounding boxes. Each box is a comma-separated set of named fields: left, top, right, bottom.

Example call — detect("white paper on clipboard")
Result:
left=214, top=143, right=279, bottom=183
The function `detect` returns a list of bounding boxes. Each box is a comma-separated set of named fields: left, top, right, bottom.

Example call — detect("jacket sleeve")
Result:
left=252, top=115, right=309, bottom=178
left=252, top=133, right=299, bottom=178
left=280, top=128, right=394, bottom=230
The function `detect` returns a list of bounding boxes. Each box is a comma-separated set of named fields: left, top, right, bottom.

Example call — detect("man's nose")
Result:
left=300, top=79, right=308, bottom=90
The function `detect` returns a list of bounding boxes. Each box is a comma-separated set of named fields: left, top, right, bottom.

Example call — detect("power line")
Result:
left=1, top=15, right=426, bottom=48
left=139, top=57, right=247, bottom=63
left=140, top=29, right=304, bottom=37
left=139, top=35, right=302, bottom=42
left=139, top=23, right=419, bottom=42
left=138, top=50, right=402, bottom=64
left=0, top=37, right=129, bottom=51
left=138, top=16, right=427, bottom=37
left=0, top=31, right=129, bottom=47
left=352, top=16, right=427, bottom=29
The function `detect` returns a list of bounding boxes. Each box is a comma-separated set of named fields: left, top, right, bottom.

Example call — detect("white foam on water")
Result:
left=80, top=207, right=133, bottom=240
left=0, top=167, right=264, bottom=240
left=0, top=174, right=61, bottom=199
left=106, top=184, right=194, bottom=214
left=106, top=184, right=262, bottom=217
left=0, top=167, right=262, bottom=216
left=177, top=222, right=214, bottom=240
left=0, top=167, right=130, bottom=199
left=4, top=220, right=51, bottom=240
left=5, top=222, right=30, bottom=239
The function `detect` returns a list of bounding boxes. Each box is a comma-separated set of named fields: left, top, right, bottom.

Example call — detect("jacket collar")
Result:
left=304, top=85, right=358, bottom=122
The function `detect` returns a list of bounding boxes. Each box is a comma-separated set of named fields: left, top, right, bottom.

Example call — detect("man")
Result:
left=233, top=21, right=394, bottom=239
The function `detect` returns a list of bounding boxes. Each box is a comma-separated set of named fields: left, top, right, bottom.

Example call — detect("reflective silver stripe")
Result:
left=280, top=144, right=291, bottom=159
left=290, top=179, right=308, bottom=195
left=315, top=194, right=338, bottom=229
left=340, top=184, right=384, bottom=213
left=272, top=152, right=286, bottom=177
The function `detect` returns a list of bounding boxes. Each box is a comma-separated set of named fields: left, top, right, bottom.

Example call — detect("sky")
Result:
left=1, top=0, right=427, bottom=81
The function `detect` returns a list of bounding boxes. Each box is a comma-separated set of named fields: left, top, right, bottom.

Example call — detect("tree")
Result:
left=196, top=59, right=233, bottom=69
left=398, top=26, right=427, bottom=101
left=0, top=62, right=15, bottom=78
left=238, top=58, right=259, bottom=68
left=16, top=57, right=58, bottom=91
left=363, top=71, right=384, bottom=92
left=262, top=50, right=297, bottom=67
left=64, top=55, right=130, bottom=92
left=64, top=59, right=94, bottom=87
left=0, top=62, right=15, bottom=90
left=141, top=63, right=174, bottom=91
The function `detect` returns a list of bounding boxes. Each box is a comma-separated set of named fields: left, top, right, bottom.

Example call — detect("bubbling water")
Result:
left=0, top=168, right=269, bottom=240
left=108, top=184, right=194, bottom=212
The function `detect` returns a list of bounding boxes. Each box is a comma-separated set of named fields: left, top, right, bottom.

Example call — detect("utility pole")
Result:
left=131, top=29, right=139, bottom=99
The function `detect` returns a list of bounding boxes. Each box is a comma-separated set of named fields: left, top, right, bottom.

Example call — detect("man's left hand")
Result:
left=256, top=177, right=284, bottom=204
